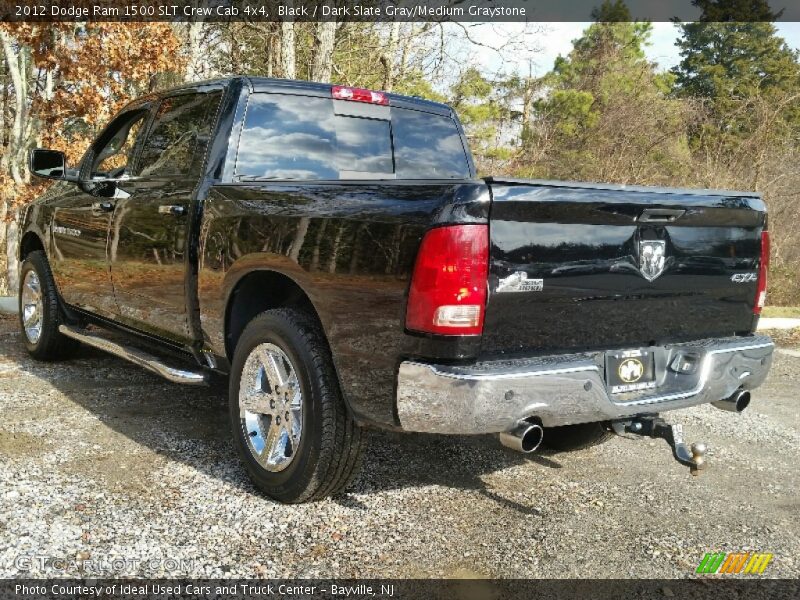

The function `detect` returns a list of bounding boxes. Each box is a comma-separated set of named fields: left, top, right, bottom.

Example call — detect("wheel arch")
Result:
left=19, top=230, right=46, bottom=262
left=223, top=268, right=356, bottom=417
left=223, top=268, right=327, bottom=363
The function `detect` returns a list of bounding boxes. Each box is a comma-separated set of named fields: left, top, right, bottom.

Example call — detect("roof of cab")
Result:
left=137, top=75, right=455, bottom=117
left=245, top=76, right=454, bottom=116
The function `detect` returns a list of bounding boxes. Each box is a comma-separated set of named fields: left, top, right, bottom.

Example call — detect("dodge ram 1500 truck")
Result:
left=20, top=76, right=773, bottom=503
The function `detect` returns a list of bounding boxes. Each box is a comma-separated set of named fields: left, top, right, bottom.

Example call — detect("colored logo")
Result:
left=618, top=358, right=644, bottom=383
left=696, top=552, right=773, bottom=575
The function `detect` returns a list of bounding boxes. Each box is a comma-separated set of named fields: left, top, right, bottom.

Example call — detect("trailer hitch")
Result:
left=611, top=415, right=708, bottom=476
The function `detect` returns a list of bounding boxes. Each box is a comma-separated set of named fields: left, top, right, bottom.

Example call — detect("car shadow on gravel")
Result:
left=8, top=336, right=562, bottom=514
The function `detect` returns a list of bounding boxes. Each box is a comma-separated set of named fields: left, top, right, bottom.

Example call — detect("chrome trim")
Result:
left=396, top=336, right=774, bottom=434
left=238, top=343, right=303, bottom=472
left=499, top=421, right=544, bottom=453
left=21, top=270, right=43, bottom=344
left=58, top=325, right=208, bottom=386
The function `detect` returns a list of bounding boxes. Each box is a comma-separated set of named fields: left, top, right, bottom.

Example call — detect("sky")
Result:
left=470, top=22, right=800, bottom=77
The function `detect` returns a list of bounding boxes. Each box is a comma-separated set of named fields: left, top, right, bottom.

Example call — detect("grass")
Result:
left=761, top=306, right=800, bottom=318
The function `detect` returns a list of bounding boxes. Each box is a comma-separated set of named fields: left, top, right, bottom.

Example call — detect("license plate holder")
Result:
left=606, top=348, right=656, bottom=394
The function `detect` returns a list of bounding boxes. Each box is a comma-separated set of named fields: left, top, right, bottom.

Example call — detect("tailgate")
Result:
left=482, top=178, right=767, bottom=356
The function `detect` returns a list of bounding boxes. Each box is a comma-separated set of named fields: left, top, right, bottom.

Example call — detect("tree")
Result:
left=0, top=23, right=182, bottom=292
left=449, top=68, right=513, bottom=174
left=673, top=0, right=800, bottom=133
left=521, top=10, right=691, bottom=184
left=672, top=1, right=800, bottom=304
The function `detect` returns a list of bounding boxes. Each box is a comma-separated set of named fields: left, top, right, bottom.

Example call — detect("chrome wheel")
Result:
left=21, top=270, right=44, bottom=344
left=239, top=343, right=303, bottom=472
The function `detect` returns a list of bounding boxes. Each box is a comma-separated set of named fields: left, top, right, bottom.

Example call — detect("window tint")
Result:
left=136, top=92, right=220, bottom=177
left=335, top=116, right=393, bottom=176
left=392, top=109, right=470, bottom=179
left=91, top=111, right=148, bottom=179
left=237, top=95, right=337, bottom=179
left=236, top=93, right=470, bottom=181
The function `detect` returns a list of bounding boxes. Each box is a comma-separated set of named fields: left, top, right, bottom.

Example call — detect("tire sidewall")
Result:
left=19, top=254, right=56, bottom=356
left=229, top=312, right=326, bottom=499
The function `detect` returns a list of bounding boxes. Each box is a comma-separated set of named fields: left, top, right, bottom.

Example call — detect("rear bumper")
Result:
left=396, top=335, right=773, bottom=434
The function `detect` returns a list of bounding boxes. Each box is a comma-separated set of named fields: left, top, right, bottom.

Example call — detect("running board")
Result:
left=58, top=324, right=208, bottom=386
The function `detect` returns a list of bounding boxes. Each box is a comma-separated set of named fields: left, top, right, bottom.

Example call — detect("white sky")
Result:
left=469, top=22, right=800, bottom=77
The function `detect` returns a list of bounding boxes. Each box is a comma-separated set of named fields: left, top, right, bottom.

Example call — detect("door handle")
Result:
left=91, top=201, right=115, bottom=213
left=158, top=205, right=186, bottom=216
left=638, top=208, right=686, bottom=223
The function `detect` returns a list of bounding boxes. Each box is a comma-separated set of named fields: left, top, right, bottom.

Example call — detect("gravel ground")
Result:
left=0, top=314, right=797, bottom=579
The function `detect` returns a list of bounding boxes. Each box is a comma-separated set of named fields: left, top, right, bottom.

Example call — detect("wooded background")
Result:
left=2, top=0, right=798, bottom=304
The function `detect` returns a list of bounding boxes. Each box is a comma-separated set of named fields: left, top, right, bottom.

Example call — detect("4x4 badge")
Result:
left=639, top=240, right=666, bottom=282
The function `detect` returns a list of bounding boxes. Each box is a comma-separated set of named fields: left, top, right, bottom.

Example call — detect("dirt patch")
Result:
left=0, top=428, right=46, bottom=457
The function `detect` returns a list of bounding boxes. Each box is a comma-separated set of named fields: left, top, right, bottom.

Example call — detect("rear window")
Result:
left=235, top=93, right=470, bottom=180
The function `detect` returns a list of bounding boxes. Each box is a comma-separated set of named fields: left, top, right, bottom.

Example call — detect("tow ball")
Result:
left=611, top=415, right=708, bottom=476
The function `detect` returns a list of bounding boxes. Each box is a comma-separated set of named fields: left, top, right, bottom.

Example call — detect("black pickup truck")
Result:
left=21, top=76, right=773, bottom=502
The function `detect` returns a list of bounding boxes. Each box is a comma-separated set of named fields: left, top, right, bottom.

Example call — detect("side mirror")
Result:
left=30, top=149, right=67, bottom=180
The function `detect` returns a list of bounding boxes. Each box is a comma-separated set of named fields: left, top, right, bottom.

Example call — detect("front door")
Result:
left=49, top=108, right=150, bottom=318
left=109, top=91, right=222, bottom=342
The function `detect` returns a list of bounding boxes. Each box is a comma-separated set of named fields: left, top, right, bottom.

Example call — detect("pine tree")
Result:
left=522, top=3, right=690, bottom=184
left=672, top=0, right=800, bottom=128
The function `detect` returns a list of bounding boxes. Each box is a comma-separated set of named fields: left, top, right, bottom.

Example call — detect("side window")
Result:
left=90, top=110, right=149, bottom=179
left=135, top=92, right=221, bottom=178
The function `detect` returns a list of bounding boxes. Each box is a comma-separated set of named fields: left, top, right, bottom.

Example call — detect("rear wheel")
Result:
left=542, top=422, right=613, bottom=452
left=229, top=309, right=364, bottom=503
left=19, top=251, right=78, bottom=360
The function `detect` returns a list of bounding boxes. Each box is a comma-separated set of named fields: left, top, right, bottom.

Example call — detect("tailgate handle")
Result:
left=638, top=208, right=685, bottom=223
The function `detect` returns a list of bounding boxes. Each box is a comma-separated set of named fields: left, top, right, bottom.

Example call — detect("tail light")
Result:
left=754, top=230, right=770, bottom=315
left=406, top=224, right=489, bottom=336
left=332, top=85, right=389, bottom=105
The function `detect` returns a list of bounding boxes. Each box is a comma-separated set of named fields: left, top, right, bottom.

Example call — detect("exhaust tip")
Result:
left=735, top=391, right=751, bottom=412
left=500, top=421, right=544, bottom=454
left=712, top=389, right=751, bottom=413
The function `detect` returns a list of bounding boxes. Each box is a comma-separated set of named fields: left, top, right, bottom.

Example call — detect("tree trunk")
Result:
left=311, top=21, right=336, bottom=82
left=310, top=219, right=328, bottom=271
left=280, top=2, right=296, bottom=79
left=1, top=30, right=30, bottom=186
left=329, top=224, right=344, bottom=274
left=183, top=19, right=213, bottom=82
left=288, top=217, right=309, bottom=263
left=381, top=22, right=401, bottom=91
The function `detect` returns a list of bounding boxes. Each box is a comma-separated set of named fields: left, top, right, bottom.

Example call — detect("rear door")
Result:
left=482, top=180, right=766, bottom=356
left=109, top=90, right=222, bottom=342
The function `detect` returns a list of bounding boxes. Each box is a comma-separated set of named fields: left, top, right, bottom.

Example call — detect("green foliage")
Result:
left=448, top=67, right=514, bottom=174
left=525, top=18, right=690, bottom=184
left=673, top=0, right=800, bottom=139
left=392, top=74, right=447, bottom=104
left=543, top=90, right=596, bottom=135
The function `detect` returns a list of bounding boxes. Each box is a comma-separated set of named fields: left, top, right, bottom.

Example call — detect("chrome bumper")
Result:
left=396, top=335, right=773, bottom=434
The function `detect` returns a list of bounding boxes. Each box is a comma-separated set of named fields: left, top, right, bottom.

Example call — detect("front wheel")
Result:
left=229, top=309, right=364, bottom=503
left=19, top=251, right=78, bottom=360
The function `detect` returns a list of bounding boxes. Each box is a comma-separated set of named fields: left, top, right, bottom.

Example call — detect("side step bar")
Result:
left=58, top=324, right=208, bottom=386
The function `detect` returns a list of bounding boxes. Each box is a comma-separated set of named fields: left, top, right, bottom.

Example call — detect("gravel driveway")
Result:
left=0, top=315, right=798, bottom=579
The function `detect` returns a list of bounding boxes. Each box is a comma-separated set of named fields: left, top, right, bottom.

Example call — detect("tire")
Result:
left=541, top=422, right=613, bottom=452
left=18, top=250, right=79, bottom=360
left=229, top=308, right=364, bottom=503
